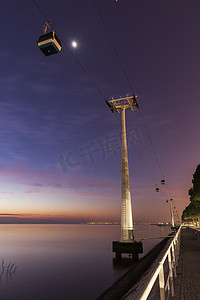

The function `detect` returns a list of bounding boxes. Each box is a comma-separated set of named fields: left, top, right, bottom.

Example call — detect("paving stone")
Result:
left=169, top=227, right=200, bottom=300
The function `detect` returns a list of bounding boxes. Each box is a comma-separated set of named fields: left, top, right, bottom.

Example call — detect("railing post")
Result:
left=168, top=251, right=175, bottom=296
left=159, top=264, right=165, bottom=300
left=175, top=230, right=181, bottom=264
left=178, top=229, right=181, bottom=255
left=135, top=227, right=182, bottom=300
left=171, top=242, right=176, bottom=277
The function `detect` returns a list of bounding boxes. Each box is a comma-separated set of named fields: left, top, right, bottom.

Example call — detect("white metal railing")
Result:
left=137, top=226, right=181, bottom=300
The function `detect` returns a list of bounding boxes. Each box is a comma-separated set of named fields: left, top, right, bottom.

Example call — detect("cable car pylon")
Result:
left=166, top=199, right=176, bottom=230
left=106, top=95, right=143, bottom=260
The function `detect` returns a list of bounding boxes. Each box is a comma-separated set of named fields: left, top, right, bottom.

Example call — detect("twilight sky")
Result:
left=1, top=0, right=200, bottom=223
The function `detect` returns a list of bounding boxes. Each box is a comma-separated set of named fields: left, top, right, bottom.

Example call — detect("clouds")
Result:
left=0, top=74, right=25, bottom=92
left=24, top=189, right=40, bottom=194
left=0, top=94, right=104, bottom=155
left=0, top=160, right=119, bottom=200
left=0, top=159, right=121, bottom=223
left=2, top=0, right=200, bottom=224
left=0, top=163, right=60, bottom=187
left=0, top=213, right=23, bottom=216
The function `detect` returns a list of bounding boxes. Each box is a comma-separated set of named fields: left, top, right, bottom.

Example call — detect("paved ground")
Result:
left=98, top=227, right=200, bottom=300
left=170, top=226, right=200, bottom=300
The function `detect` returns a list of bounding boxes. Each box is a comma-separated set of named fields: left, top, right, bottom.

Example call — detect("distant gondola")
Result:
left=161, top=179, right=166, bottom=185
left=37, top=31, right=62, bottom=56
left=156, top=188, right=160, bottom=192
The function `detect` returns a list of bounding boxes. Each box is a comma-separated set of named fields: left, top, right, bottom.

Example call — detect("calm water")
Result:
left=0, top=224, right=171, bottom=300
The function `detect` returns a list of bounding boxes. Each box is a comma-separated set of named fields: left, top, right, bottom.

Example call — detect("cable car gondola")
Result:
left=161, top=179, right=166, bottom=185
left=37, top=31, right=62, bottom=56
left=156, top=188, right=160, bottom=192
left=37, top=22, right=61, bottom=56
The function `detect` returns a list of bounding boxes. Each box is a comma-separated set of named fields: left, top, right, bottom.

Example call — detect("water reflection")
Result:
left=0, top=259, right=17, bottom=289
left=0, top=224, right=171, bottom=300
left=113, top=257, right=135, bottom=271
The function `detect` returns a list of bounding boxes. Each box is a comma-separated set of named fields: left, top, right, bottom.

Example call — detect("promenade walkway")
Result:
left=98, top=226, right=200, bottom=300
left=171, top=226, right=200, bottom=300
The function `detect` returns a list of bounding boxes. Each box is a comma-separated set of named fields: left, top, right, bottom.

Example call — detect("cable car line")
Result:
left=130, top=144, right=157, bottom=186
left=32, top=0, right=107, bottom=102
left=33, top=0, right=173, bottom=200
left=129, top=142, right=170, bottom=199
left=32, top=0, right=123, bottom=126
left=93, top=0, right=135, bottom=97
left=138, top=111, right=165, bottom=178
left=93, top=0, right=161, bottom=191
left=93, top=0, right=173, bottom=197
left=128, top=142, right=170, bottom=202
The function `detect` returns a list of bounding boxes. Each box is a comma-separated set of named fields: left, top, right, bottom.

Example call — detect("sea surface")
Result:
left=0, top=224, right=171, bottom=300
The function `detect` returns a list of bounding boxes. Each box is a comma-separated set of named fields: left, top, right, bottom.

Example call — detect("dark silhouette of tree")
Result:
left=182, top=164, right=200, bottom=221
left=188, top=164, right=200, bottom=202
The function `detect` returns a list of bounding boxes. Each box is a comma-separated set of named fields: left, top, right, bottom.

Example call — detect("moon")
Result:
left=72, top=41, right=78, bottom=48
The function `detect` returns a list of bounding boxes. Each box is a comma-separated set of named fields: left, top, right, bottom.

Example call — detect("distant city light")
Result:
left=72, top=41, right=78, bottom=48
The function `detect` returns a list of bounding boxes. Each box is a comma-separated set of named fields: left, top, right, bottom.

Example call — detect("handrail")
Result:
left=136, top=236, right=173, bottom=241
left=124, top=226, right=181, bottom=300
left=138, top=226, right=181, bottom=300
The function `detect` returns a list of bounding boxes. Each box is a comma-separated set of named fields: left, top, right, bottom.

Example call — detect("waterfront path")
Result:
left=98, top=227, right=200, bottom=300
left=171, top=226, right=200, bottom=300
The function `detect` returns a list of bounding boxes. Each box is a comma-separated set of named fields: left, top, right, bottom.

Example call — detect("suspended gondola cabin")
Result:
left=37, top=31, right=62, bottom=56
left=161, top=179, right=166, bottom=185
left=156, top=188, right=160, bottom=192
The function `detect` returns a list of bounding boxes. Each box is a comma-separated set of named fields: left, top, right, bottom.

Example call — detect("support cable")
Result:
left=129, top=143, right=169, bottom=201
left=32, top=0, right=122, bottom=124
left=33, top=0, right=123, bottom=122
left=33, top=0, right=172, bottom=200
left=130, top=145, right=157, bottom=186
left=93, top=0, right=173, bottom=197
left=32, top=0, right=106, bottom=101
left=93, top=0, right=135, bottom=96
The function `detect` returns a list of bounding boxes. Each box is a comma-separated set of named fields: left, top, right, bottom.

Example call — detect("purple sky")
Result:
left=1, top=0, right=200, bottom=223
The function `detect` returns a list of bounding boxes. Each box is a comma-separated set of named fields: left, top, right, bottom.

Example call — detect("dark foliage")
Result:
left=188, top=164, right=200, bottom=202
left=182, top=164, right=200, bottom=221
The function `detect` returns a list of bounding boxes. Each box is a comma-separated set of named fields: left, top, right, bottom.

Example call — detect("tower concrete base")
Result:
left=113, top=241, right=143, bottom=260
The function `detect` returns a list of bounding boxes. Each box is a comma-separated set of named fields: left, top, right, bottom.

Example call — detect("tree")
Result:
left=182, top=164, right=200, bottom=221
left=188, top=164, right=200, bottom=202
left=182, top=201, right=200, bottom=221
